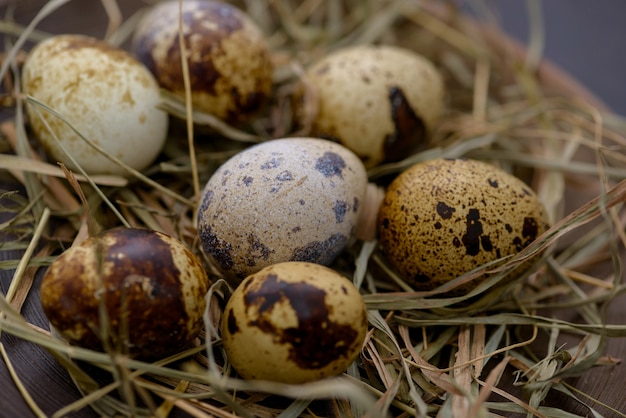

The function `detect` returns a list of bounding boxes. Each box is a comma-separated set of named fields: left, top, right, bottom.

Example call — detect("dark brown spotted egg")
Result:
left=197, top=137, right=368, bottom=285
left=377, top=158, right=550, bottom=293
left=40, top=228, right=210, bottom=359
left=301, top=45, right=444, bottom=168
left=221, top=262, right=368, bottom=383
left=131, top=0, right=273, bottom=125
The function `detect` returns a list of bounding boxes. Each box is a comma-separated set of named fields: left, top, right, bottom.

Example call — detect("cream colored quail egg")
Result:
left=377, top=158, right=550, bottom=293
left=131, top=0, right=273, bottom=125
left=301, top=45, right=445, bottom=168
left=196, top=137, right=368, bottom=285
left=221, top=261, right=368, bottom=383
left=40, top=228, right=210, bottom=359
left=22, top=34, right=168, bottom=175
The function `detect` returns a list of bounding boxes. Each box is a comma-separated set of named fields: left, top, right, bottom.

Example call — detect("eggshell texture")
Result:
left=197, top=137, right=368, bottom=284
left=22, top=34, right=168, bottom=175
left=377, top=158, right=550, bottom=293
left=40, top=228, right=210, bottom=359
left=222, top=262, right=368, bottom=383
left=302, top=45, right=444, bottom=168
left=131, top=0, right=273, bottom=125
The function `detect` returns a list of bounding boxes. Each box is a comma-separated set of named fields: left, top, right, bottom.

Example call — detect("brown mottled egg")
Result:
left=131, top=0, right=273, bottom=125
left=222, top=262, right=368, bottom=383
left=197, top=137, right=368, bottom=285
left=40, top=228, right=210, bottom=359
left=377, top=158, right=550, bottom=293
left=22, top=34, right=168, bottom=175
left=301, top=45, right=444, bottom=168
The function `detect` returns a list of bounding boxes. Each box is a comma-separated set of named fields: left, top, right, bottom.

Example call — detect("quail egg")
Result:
left=377, top=158, right=550, bottom=293
left=40, top=228, right=210, bottom=359
left=131, top=0, right=273, bottom=125
left=197, top=137, right=368, bottom=285
left=300, top=45, right=444, bottom=167
left=22, top=34, right=168, bottom=175
left=221, top=261, right=368, bottom=383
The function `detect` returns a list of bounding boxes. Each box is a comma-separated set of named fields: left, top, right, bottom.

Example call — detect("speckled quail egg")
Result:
left=196, top=137, right=368, bottom=285
left=131, top=0, right=273, bottom=125
left=221, top=261, right=368, bottom=383
left=377, top=158, right=550, bottom=293
left=300, top=44, right=445, bottom=168
left=22, top=34, right=168, bottom=175
left=40, top=228, right=210, bottom=359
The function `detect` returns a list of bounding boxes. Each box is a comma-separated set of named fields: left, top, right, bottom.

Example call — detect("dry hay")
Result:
left=1, top=1, right=626, bottom=417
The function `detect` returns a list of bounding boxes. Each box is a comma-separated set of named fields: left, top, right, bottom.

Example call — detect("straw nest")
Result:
left=1, top=0, right=626, bottom=417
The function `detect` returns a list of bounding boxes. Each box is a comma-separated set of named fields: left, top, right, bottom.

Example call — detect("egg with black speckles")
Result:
left=299, top=44, right=444, bottom=168
left=196, top=137, right=368, bottom=286
left=221, top=261, right=368, bottom=383
left=377, top=158, right=550, bottom=294
left=40, top=228, right=211, bottom=359
left=22, top=34, right=168, bottom=175
left=131, top=0, right=273, bottom=125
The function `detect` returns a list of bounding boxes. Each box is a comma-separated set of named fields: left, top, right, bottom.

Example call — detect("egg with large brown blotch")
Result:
left=131, top=0, right=273, bottom=125
left=40, top=228, right=210, bottom=359
left=196, top=137, right=368, bottom=285
left=377, top=158, right=550, bottom=294
left=22, top=34, right=168, bottom=175
left=300, top=45, right=444, bottom=168
left=221, top=262, right=368, bottom=383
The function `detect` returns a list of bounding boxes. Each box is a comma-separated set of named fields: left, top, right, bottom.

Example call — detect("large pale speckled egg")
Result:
left=221, top=262, right=368, bottom=383
left=22, top=34, right=168, bottom=175
left=300, top=45, right=445, bottom=168
left=377, top=158, right=550, bottom=293
left=196, top=137, right=368, bottom=285
left=131, top=0, right=273, bottom=125
left=40, top=228, right=210, bottom=359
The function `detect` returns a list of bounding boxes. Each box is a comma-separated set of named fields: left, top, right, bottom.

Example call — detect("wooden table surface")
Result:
left=1, top=1, right=625, bottom=417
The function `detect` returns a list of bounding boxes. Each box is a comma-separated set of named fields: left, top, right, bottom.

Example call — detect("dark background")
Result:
left=491, top=0, right=626, bottom=116
left=1, top=1, right=625, bottom=417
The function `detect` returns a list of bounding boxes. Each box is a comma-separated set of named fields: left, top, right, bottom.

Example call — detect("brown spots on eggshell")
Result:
left=383, top=86, right=427, bottom=163
left=377, top=158, right=550, bottom=293
left=221, top=262, right=368, bottom=383
left=436, top=201, right=456, bottom=219
left=242, top=273, right=358, bottom=370
left=43, top=35, right=136, bottom=67
left=462, top=208, right=483, bottom=256
left=227, top=309, right=240, bottom=334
